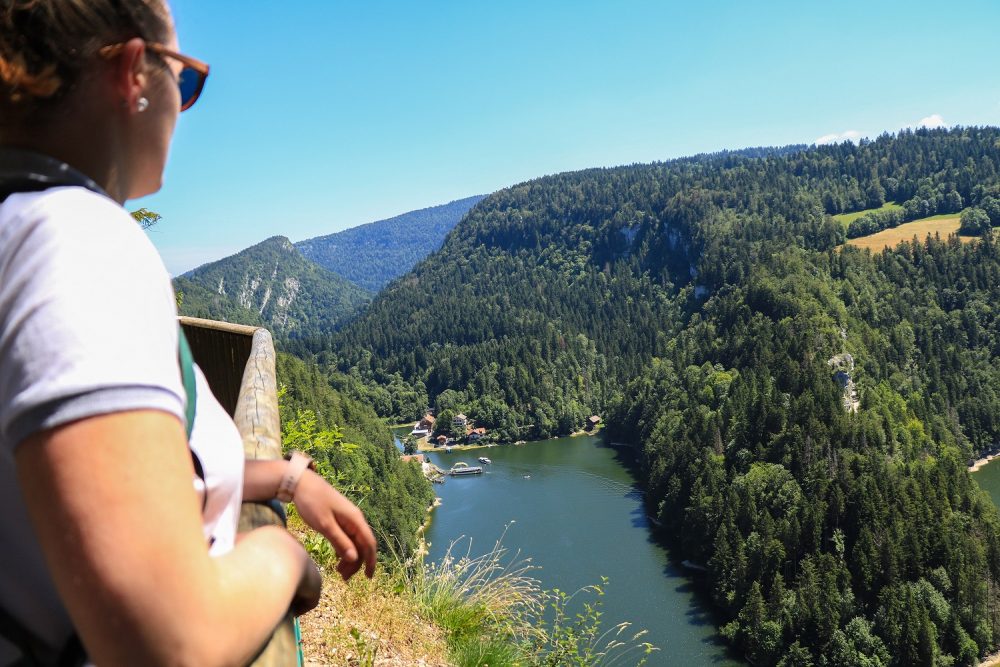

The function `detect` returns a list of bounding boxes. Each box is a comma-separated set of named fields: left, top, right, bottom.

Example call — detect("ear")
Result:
left=108, top=37, right=149, bottom=113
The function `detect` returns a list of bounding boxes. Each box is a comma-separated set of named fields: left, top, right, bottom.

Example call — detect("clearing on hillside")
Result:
left=843, top=215, right=978, bottom=252
left=831, top=202, right=904, bottom=228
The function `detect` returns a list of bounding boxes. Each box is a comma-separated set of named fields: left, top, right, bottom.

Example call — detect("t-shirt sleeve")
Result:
left=0, top=188, right=186, bottom=450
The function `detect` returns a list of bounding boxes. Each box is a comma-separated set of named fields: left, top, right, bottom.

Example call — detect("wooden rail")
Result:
left=178, top=317, right=298, bottom=667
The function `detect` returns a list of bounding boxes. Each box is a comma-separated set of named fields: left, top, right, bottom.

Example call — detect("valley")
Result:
left=184, top=127, right=1000, bottom=665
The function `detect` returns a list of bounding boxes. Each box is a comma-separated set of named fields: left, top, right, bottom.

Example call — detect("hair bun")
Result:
left=0, top=0, right=168, bottom=123
left=0, top=51, right=61, bottom=102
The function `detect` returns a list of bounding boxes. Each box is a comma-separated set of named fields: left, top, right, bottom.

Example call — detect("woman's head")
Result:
left=0, top=0, right=196, bottom=201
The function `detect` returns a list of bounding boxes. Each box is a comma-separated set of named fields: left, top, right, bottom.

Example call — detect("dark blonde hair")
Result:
left=0, top=0, right=169, bottom=125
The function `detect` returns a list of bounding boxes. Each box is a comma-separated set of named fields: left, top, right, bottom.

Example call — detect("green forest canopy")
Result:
left=302, top=127, right=1000, bottom=664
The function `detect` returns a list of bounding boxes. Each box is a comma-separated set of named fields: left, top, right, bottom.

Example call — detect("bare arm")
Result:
left=242, top=458, right=286, bottom=501
left=16, top=410, right=319, bottom=667
left=244, top=460, right=377, bottom=580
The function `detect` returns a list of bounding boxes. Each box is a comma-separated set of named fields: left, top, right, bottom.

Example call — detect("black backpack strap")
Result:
left=0, top=148, right=108, bottom=203
left=0, top=605, right=45, bottom=667
left=54, top=635, right=85, bottom=667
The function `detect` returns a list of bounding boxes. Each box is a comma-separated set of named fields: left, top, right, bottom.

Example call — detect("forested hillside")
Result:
left=609, top=237, right=1000, bottom=665
left=315, top=127, right=1000, bottom=663
left=296, top=195, right=486, bottom=292
left=324, top=130, right=1000, bottom=434
left=276, top=352, right=433, bottom=555
left=175, top=236, right=371, bottom=340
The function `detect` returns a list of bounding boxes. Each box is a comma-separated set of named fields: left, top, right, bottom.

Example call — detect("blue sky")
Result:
left=138, top=0, right=1000, bottom=275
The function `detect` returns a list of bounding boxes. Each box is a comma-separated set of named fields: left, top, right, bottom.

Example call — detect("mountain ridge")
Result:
left=175, top=235, right=371, bottom=339
left=295, top=195, right=486, bottom=292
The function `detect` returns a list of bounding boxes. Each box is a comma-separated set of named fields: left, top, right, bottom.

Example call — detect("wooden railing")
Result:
left=178, top=316, right=298, bottom=667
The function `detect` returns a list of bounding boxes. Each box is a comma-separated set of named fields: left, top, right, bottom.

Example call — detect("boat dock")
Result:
left=449, top=461, right=483, bottom=476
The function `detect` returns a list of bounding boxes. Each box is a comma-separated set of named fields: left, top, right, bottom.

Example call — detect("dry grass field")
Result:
left=844, top=215, right=978, bottom=252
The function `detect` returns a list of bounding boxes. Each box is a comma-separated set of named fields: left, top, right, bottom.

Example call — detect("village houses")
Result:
left=411, top=413, right=436, bottom=436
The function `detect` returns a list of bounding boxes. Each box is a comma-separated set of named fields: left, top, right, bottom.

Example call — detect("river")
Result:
left=397, top=431, right=742, bottom=665
left=395, top=433, right=1000, bottom=665
left=973, top=458, right=1000, bottom=509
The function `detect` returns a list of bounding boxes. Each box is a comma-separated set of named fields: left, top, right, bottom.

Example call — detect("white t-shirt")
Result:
left=0, top=186, right=245, bottom=663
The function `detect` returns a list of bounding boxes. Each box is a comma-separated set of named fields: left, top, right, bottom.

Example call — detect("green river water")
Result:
left=973, top=459, right=1000, bottom=508
left=388, top=434, right=1000, bottom=665
left=399, top=432, right=742, bottom=665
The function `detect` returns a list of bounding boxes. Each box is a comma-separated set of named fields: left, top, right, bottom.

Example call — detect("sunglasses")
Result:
left=99, top=41, right=210, bottom=112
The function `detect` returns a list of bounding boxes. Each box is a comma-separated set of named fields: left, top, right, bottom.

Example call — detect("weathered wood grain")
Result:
left=178, top=318, right=299, bottom=667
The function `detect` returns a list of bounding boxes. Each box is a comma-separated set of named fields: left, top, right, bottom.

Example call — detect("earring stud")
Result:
left=136, top=97, right=149, bottom=113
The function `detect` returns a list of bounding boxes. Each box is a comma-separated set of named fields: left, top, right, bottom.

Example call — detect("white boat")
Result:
left=449, top=462, right=483, bottom=476
left=478, top=456, right=492, bottom=464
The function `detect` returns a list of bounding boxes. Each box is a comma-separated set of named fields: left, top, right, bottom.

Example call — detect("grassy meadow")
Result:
left=843, top=214, right=978, bottom=252
left=831, top=201, right=904, bottom=228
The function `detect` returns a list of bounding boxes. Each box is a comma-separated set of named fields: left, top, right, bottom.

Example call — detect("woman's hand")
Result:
left=242, top=460, right=378, bottom=581
left=292, top=470, right=378, bottom=581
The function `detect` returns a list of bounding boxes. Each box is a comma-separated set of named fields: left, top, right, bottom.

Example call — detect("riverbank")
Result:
left=386, top=421, right=419, bottom=430
left=969, top=453, right=1000, bottom=472
left=415, top=436, right=495, bottom=453
left=980, top=651, right=1000, bottom=667
left=413, top=425, right=604, bottom=454
left=413, top=497, right=442, bottom=559
left=294, top=490, right=659, bottom=666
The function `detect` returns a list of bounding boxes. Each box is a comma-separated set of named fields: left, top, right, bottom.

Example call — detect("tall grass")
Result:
left=408, top=525, right=544, bottom=646
left=402, top=524, right=659, bottom=666
left=533, top=580, right=658, bottom=667
left=294, top=512, right=658, bottom=665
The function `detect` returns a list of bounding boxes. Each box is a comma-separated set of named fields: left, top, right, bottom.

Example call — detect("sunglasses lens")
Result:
left=178, top=66, right=201, bottom=109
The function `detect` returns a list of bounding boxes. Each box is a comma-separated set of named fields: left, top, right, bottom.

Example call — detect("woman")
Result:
left=0, top=1, right=376, bottom=665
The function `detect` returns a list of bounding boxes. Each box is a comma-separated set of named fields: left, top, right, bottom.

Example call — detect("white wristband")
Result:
left=277, top=451, right=313, bottom=502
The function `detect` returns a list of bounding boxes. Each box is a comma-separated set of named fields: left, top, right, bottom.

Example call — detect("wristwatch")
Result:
left=277, top=451, right=315, bottom=502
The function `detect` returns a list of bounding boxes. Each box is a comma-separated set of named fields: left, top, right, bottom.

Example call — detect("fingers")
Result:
left=316, top=508, right=377, bottom=581
left=337, top=553, right=361, bottom=581
left=316, top=515, right=359, bottom=577
left=293, top=472, right=378, bottom=581
left=339, top=509, right=377, bottom=579
left=331, top=507, right=377, bottom=581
